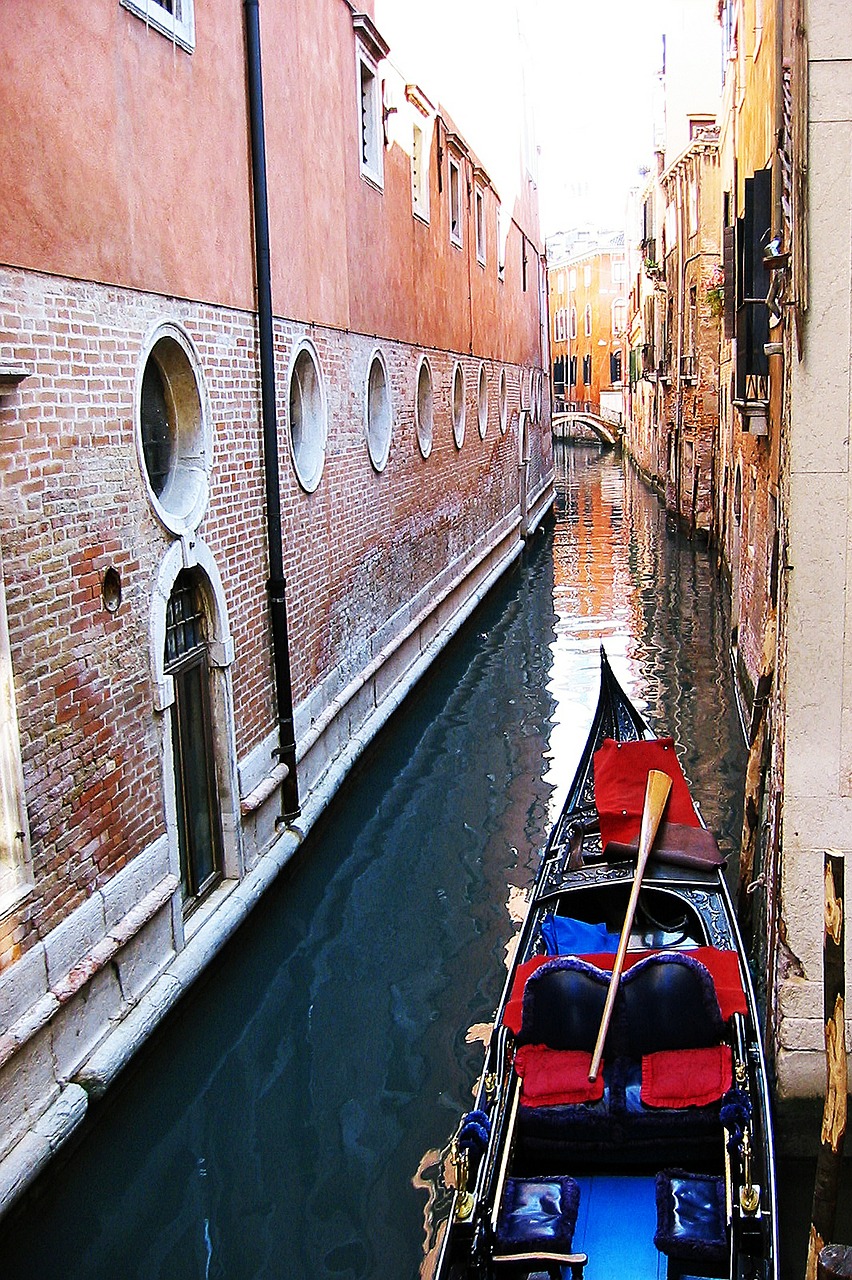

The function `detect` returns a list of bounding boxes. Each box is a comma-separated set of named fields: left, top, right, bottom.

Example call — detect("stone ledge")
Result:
left=0, top=875, right=178, bottom=1074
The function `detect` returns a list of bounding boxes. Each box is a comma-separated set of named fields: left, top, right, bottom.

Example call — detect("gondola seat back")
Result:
left=517, top=959, right=612, bottom=1052
left=621, top=954, right=725, bottom=1056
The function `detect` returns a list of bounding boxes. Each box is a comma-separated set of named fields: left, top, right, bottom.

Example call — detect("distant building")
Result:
left=0, top=0, right=551, bottom=1212
left=627, top=126, right=721, bottom=535
left=547, top=230, right=627, bottom=424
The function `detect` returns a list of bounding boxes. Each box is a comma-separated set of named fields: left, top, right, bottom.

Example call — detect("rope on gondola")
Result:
left=457, top=1109, right=491, bottom=1155
left=720, top=1087, right=752, bottom=1151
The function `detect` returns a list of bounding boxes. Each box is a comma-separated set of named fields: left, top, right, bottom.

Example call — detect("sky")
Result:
left=375, top=0, right=673, bottom=236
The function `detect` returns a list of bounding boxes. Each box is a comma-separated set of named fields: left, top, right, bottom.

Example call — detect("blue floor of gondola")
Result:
left=571, top=1174, right=665, bottom=1280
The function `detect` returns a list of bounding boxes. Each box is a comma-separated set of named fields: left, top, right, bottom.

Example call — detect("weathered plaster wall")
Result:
left=777, top=0, right=852, bottom=1095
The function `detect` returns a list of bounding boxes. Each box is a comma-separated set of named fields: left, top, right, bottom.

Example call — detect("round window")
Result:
left=452, top=362, right=465, bottom=449
left=288, top=342, right=327, bottom=493
left=416, top=357, right=434, bottom=458
left=366, top=350, right=392, bottom=471
left=477, top=362, right=488, bottom=439
left=499, top=368, right=508, bottom=434
left=136, top=324, right=211, bottom=535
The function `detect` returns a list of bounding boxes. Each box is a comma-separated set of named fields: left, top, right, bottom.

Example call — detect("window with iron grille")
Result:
left=165, top=571, right=223, bottom=911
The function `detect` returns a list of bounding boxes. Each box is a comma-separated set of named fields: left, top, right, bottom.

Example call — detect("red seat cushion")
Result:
left=514, top=1044, right=605, bottom=1106
left=641, top=1044, right=732, bottom=1108
left=503, top=948, right=747, bottom=1035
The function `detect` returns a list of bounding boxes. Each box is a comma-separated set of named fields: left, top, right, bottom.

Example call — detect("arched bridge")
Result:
left=552, top=411, right=621, bottom=449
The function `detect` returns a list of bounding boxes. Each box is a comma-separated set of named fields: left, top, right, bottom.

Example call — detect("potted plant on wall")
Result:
left=706, top=264, right=725, bottom=317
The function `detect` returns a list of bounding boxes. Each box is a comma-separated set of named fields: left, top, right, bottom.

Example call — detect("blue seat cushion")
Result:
left=495, top=1176, right=581, bottom=1254
left=654, top=1170, right=727, bottom=1264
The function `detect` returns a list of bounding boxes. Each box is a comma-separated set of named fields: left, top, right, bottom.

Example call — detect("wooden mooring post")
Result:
left=806, top=850, right=848, bottom=1280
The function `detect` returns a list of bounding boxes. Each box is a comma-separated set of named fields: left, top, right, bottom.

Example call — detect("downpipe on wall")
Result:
left=244, top=0, right=299, bottom=819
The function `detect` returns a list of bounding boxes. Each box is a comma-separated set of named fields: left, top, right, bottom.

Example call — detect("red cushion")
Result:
left=514, top=1044, right=605, bottom=1106
left=502, top=948, right=747, bottom=1035
left=641, top=1044, right=732, bottom=1108
left=594, top=738, right=701, bottom=847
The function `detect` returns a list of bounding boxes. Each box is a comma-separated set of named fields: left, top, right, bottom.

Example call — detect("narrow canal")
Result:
left=1, top=445, right=751, bottom=1279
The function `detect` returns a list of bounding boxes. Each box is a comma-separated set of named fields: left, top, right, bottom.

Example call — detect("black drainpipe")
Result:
left=244, top=0, right=299, bottom=819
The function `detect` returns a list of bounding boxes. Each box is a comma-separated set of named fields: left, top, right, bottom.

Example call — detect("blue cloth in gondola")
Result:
left=654, top=1169, right=727, bottom=1265
left=541, top=912, right=620, bottom=956
left=495, top=1176, right=581, bottom=1254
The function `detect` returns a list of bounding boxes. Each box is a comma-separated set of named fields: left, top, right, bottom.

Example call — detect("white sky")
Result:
left=375, top=0, right=673, bottom=236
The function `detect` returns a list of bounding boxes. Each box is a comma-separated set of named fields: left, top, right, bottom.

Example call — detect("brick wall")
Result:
left=0, top=266, right=547, bottom=969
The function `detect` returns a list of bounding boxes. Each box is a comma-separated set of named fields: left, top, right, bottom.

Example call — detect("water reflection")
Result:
left=0, top=446, right=745, bottom=1280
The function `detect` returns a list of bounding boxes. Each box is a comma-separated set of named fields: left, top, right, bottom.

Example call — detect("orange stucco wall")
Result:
left=1, top=0, right=543, bottom=371
left=0, top=0, right=256, bottom=308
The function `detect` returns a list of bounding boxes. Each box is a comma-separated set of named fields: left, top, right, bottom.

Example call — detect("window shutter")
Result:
left=723, top=224, right=735, bottom=340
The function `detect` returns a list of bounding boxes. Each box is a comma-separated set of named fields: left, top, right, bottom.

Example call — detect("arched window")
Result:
left=584, top=304, right=592, bottom=337
left=165, top=570, right=224, bottom=912
left=570, top=307, right=577, bottom=339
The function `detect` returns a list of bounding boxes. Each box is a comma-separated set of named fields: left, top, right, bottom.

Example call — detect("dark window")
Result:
left=569, top=355, right=577, bottom=387
left=165, top=571, right=223, bottom=912
left=610, top=351, right=622, bottom=383
left=735, top=168, right=772, bottom=399
left=140, top=359, right=173, bottom=498
left=582, top=354, right=592, bottom=385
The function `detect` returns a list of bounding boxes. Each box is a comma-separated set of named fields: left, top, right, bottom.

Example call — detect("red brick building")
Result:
left=0, top=0, right=550, bottom=1208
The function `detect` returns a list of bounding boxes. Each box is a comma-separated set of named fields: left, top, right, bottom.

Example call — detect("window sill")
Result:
left=0, top=879, right=34, bottom=925
left=360, top=169, right=384, bottom=194
left=182, top=878, right=239, bottom=945
left=120, top=0, right=195, bottom=52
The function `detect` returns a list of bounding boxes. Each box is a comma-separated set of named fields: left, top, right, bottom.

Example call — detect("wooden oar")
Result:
left=588, top=768, right=672, bottom=1081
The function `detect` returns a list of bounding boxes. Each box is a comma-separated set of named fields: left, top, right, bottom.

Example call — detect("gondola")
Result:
left=434, top=647, right=778, bottom=1280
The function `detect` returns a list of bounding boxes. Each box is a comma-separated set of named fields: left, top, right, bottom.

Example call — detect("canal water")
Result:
left=1, top=445, right=752, bottom=1279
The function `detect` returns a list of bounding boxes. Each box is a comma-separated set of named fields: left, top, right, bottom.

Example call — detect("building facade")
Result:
left=0, top=0, right=551, bottom=1210
left=628, top=128, right=721, bottom=536
left=547, top=231, right=627, bottom=424
left=624, top=0, right=852, bottom=1103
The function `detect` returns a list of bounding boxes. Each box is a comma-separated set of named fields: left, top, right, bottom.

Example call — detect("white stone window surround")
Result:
left=406, top=83, right=434, bottom=225
left=584, top=304, right=592, bottom=337
left=477, top=361, right=488, bottom=438
left=411, top=123, right=429, bottom=221
left=498, top=368, right=508, bottom=434
left=497, top=204, right=506, bottom=279
left=134, top=320, right=212, bottom=539
left=0, top=543, right=32, bottom=921
left=120, top=0, right=195, bottom=52
left=150, top=539, right=242, bottom=944
left=452, top=361, right=466, bottom=448
left=448, top=154, right=463, bottom=248
left=353, top=15, right=389, bottom=191
left=286, top=338, right=328, bottom=494
left=415, top=355, right=434, bottom=458
left=475, top=184, right=486, bottom=266
left=365, top=348, right=393, bottom=472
